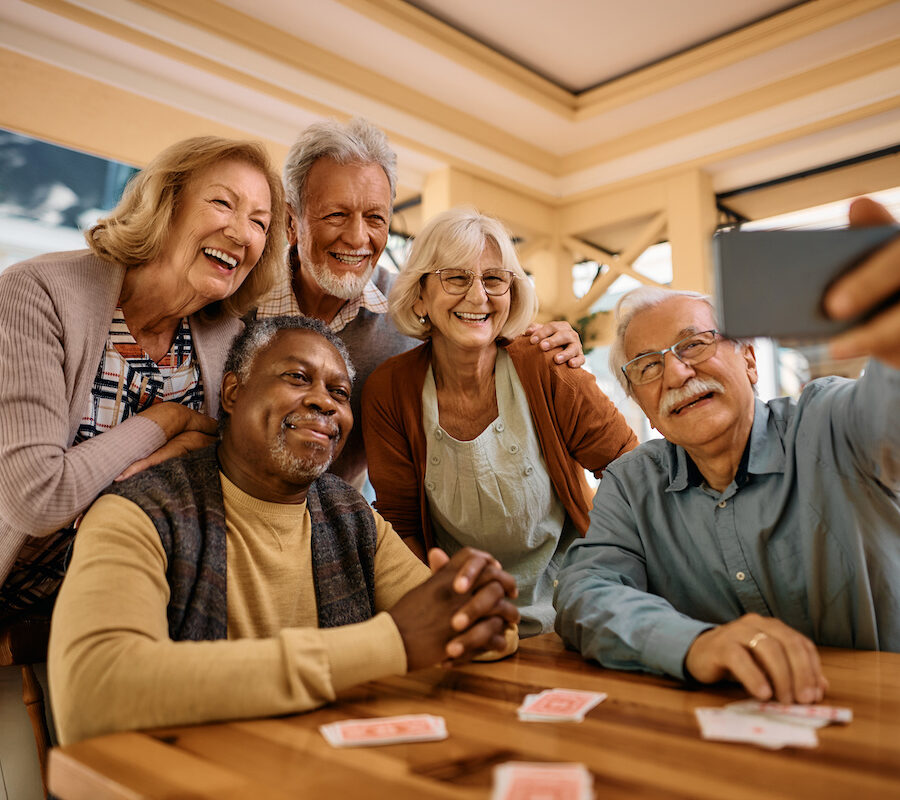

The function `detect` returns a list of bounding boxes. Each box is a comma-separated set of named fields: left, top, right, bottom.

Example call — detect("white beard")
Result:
left=271, top=430, right=332, bottom=483
left=304, top=252, right=376, bottom=301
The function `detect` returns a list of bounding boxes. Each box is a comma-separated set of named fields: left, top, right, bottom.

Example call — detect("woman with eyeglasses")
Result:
left=362, top=207, right=637, bottom=636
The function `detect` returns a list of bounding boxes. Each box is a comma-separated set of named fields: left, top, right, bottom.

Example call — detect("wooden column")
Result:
left=666, top=169, right=718, bottom=294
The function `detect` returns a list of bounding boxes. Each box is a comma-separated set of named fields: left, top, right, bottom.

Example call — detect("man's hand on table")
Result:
left=685, top=613, right=828, bottom=704
left=388, top=547, right=519, bottom=671
left=825, top=197, right=900, bottom=368
left=525, top=320, right=585, bottom=368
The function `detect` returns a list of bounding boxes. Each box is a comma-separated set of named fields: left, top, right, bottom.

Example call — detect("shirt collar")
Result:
left=665, top=396, right=785, bottom=492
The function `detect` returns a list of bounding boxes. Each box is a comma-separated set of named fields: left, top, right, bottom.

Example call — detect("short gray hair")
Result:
left=609, top=286, right=716, bottom=397
left=283, top=117, right=397, bottom=216
left=219, top=316, right=355, bottom=434
left=389, top=207, right=538, bottom=341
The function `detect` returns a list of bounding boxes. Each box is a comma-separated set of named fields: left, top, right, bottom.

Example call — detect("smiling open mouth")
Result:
left=454, top=312, right=489, bottom=322
left=330, top=252, right=370, bottom=266
left=203, top=248, right=238, bottom=269
left=672, top=392, right=714, bottom=415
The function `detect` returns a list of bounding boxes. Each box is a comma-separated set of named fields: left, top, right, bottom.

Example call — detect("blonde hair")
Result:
left=87, top=136, right=286, bottom=319
left=389, top=207, right=538, bottom=341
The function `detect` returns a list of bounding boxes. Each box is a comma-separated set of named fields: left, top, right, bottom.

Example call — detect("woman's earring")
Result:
left=418, top=315, right=427, bottom=325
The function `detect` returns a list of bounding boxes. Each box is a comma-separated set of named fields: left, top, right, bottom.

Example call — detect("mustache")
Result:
left=659, top=377, right=725, bottom=417
left=281, top=412, right=340, bottom=439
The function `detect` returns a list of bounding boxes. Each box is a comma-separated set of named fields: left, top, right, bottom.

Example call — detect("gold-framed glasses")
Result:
left=622, top=329, right=720, bottom=385
left=431, top=268, right=516, bottom=296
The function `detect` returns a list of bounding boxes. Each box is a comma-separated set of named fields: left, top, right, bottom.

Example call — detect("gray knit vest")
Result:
left=104, top=446, right=377, bottom=642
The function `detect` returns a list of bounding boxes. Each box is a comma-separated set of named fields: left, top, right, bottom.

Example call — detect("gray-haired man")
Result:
left=255, top=117, right=585, bottom=488
left=554, top=199, right=900, bottom=706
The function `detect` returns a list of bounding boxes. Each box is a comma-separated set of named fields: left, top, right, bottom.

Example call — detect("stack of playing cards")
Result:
left=517, top=688, right=607, bottom=722
left=319, top=714, right=447, bottom=747
left=694, top=701, right=852, bottom=749
left=491, top=762, right=594, bottom=800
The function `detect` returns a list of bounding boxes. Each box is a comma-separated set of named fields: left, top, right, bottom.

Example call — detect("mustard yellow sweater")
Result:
left=49, top=473, right=431, bottom=744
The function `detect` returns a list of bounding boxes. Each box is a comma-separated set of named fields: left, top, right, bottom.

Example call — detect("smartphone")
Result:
left=712, top=225, right=899, bottom=341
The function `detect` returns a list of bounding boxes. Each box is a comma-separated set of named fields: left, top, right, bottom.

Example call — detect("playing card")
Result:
left=726, top=700, right=852, bottom=726
left=491, top=762, right=594, bottom=800
left=517, top=689, right=607, bottom=722
left=694, top=708, right=818, bottom=749
left=319, top=714, right=447, bottom=747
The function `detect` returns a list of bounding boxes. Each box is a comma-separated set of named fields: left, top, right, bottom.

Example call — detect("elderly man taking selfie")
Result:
left=555, top=198, right=899, bottom=706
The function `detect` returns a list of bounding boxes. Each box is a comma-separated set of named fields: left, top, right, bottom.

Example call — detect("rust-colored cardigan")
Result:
left=361, top=337, right=638, bottom=556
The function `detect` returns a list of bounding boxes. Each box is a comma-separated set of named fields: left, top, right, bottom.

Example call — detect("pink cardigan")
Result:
left=0, top=250, right=241, bottom=586
left=361, top=337, right=638, bottom=554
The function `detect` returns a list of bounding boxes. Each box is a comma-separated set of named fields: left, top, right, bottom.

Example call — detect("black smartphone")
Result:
left=712, top=225, right=899, bottom=341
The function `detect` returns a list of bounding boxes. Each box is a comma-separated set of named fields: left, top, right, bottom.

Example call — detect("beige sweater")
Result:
left=0, top=250, right=241, bottom=586
left=48, top=473, right=433, bottom=744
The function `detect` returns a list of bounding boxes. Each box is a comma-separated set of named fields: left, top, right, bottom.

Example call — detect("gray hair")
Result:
left=219, top=316, right=355, bottom=434
left=609, top=286, right=716, bottom=397
left=283, top=117, right=397, bottom=216
left=389, top=206, right=538, bottom=340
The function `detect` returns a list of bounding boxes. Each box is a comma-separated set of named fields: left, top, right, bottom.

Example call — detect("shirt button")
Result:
left=736, top=571, right=746, bottom=581
left=495, top=422, right=505, bottom=432
left=430, top=455, right=440, bottom=465
left=509, top=444, right=519, bottom=454
left=524, top=466, right=534, bottom=476
left=425, top=481, right=435, bottom=491
left=717, top=500, right=727, bottom=509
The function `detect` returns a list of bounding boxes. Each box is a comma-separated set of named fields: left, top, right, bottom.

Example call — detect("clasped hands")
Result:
left=389, top=546, right=520, bottom=672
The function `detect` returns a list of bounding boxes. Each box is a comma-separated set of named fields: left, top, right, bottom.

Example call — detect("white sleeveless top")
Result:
left=422, top=350, right=577, bottom=636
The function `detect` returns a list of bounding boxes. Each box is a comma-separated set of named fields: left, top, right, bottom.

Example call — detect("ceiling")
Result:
left=404, top=0, right=806, bottom=93
left=1, top=0, right=899, bottom=233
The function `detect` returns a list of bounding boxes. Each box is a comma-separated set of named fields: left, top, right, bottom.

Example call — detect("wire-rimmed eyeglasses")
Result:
left=621, top=329, right=720, bottom=385
left=430, top=268, right=516, bottom=296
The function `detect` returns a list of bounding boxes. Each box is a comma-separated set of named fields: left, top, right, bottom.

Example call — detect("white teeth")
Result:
left=203, top=248, right=238, bottom=268
left=332, top=252, right=369, bottom=265
left=455, top=312, right=489, bottom=321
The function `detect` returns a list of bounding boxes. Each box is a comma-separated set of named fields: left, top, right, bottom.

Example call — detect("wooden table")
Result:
left=48, top=634, right=900, bottom=799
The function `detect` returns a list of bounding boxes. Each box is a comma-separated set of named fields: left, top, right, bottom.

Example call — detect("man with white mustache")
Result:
left=554, top=198, right=900, bottom=706
left=255, top=117, right=585, bottom=489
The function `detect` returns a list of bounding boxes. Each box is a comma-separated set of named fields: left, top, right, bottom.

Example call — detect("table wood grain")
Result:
left=48, top=634, right=900, bottom=799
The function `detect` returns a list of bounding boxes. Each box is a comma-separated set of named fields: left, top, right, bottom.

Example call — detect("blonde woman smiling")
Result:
left=362, top=208, right=637, bottom=636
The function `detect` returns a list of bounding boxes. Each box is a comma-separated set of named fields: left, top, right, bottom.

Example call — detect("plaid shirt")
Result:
left=0, top=310, right=203, bottom=618
left=256, top=267, right=389, bottom=333
left=74, top=308, right=204, bottom=443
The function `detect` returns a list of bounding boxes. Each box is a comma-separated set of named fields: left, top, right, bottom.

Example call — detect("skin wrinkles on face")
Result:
left=218, top=329, right=354, bottom=504
left=149, top=159, right=272, bottom=310
left=624, top=297, right=757, bottom=459
left=290, top=159, right=391, bottom=302
left=414, top=243, right=511, bottom=358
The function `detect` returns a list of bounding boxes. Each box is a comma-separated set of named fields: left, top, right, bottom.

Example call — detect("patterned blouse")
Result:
left=75, top=308, right=204, bottom=442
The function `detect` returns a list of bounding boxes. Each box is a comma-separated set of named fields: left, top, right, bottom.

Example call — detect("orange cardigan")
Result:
left=361, top=337, right=638, bottom=556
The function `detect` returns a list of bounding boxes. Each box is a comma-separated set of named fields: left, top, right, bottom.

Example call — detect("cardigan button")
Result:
left=524, top=466, right=534, bottom=476
left=425, top=481, right=435, bottom=491
left=434, top=429, right=443, bottom=440
left=495, top=422, right=505, bottom=432
left=430, top=455, right=440, bottom=465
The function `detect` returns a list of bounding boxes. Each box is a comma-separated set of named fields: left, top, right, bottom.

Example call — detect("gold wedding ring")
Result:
left=748, top=632, right=768, bottom=649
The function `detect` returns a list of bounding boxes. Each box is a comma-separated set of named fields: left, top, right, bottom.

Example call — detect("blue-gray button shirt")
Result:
left=554, top=360, right=900, bottom=680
